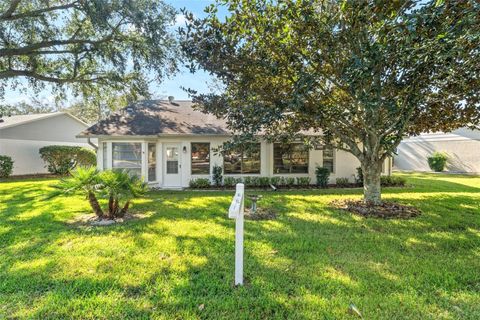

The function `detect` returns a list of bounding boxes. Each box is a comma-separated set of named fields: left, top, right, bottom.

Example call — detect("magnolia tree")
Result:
left=182, top=0, right=480, bottom=204
left=0, top=0, right=178, bottom=104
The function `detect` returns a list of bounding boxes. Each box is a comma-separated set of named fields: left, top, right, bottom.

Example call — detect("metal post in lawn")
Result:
left=228, top=183, right=244, bottom=286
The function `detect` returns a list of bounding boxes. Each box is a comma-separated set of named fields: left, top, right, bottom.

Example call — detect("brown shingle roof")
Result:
left=79, top=100, right=230, bottom=136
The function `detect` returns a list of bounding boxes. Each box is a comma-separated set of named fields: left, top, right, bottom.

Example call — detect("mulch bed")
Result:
left=244, top=207, right=277, bottom=220
left=330, top=199, right=421, bottom=219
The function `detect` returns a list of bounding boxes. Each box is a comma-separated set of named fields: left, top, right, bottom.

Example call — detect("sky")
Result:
left=2, top=0, right=224, bottom=106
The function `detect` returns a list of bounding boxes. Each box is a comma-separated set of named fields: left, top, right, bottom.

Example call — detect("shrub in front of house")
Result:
left=258, top=177, right=270, bottom=187
left=355, top=167, right=364, bottom=186
left=39, top=145, right=96, bottom=175
left=189, top=178, right=211, bottom=189
left=269, top=176, right=281, bottom=186
left=315, top=166, right=330, bottom=188
left=427, top=152, right=448, bottom=172
left=285, top=177, right=296, bottom=187
left=212, top=165, right=223, bottom=187
left=335, top=177, right=350, bottom=187
left=223, top=176, right=242, bottom=187
left=0, top=155, right=14, bottom=178
left=381, top=175, right=407, bottom=187
left=296, top=177, right=311, bottom=186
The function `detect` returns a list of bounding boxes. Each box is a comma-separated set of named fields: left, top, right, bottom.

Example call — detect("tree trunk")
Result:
left=119, top=201, right=130, bottom=217
left=362, top=162, right=382, bottom=205
left=113, top=198, right=119, bottom=217
left=88, top=191, right=104, bottom=218
left=108, top=195, right=114, bottom=217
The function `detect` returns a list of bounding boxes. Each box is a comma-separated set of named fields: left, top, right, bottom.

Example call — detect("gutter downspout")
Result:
left=87, top=137, right=98, bottom=151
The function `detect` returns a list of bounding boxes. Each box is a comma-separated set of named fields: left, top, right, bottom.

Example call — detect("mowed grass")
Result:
left=0, top=173, right=479, bottom=319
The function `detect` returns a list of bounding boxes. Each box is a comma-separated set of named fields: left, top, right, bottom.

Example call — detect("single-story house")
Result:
left=394, top=127, right=480, bottom=173
left=78, top=100, right=392, bottom=188
left=0, top=112, right=93, bottom=175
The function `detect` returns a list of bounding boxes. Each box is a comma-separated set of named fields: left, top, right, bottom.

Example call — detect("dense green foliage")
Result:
left=0, top=0, right=178, bottom=103
left=0, top=173, right=479, bottom=318
left=55, top=167, right=147, bottom=218
left=381, top=175, right=407, bottom=187
left=315, top=167, right=331, bottom=188
left=212, top=165, right=223, bottom=187
left=428, top=152, right=449, bottom=172
left=182, top=0, right=480, bottom=204
left=0, top=155, right=13, bottom=178
left=39, top=146, right=96, bottom=175
left=98, top=170, right=148, bottom=218
left=189, top=178, right=211, bottom=189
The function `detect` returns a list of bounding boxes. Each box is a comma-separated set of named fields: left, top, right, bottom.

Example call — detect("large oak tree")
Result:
left=0, top=0, right=178, bottom=101
left=182, top=0, right=480, bottom=204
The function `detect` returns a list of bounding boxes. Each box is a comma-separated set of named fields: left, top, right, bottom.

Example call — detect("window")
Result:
left=273, top=143, right=309, bottom=174
left=224, top=144, right=261, bottom=174
left=322, top=146, right=335, bottom=173
left=191, top=143, right=210, bottom=174
left=102, top=142, right=108, bottom=170
left=112, top=142, right=142, bottom=177
left=166, top=146, right=179, bottom=174
left=148, top=143, right=156, bottom=181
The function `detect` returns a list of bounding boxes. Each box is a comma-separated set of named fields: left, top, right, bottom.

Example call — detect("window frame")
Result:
left=223, top=143, right=261, bottom=175
left=147, top=142, right=157, bottom=182
left=322, top=145, right=335, bottom=174
left=273, top=143, right=309, bottom=174
left=191, top=142, right=211, bottom=175
left=111, top=141, right=143, bottom=178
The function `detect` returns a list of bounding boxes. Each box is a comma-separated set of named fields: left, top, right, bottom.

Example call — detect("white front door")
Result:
left=163, top=143, right=182, bottom=187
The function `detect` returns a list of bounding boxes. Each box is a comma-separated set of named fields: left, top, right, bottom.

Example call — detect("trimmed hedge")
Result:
left=0, top=155, right=14, bottom=178
left=335, top=177, right=350, bottom=187
left=39, top=145, right=96, bottom=175
left=315, top=167, right=330, bottom=188
left=381, top=175, right=407, bottom=187
left=189, top=178, right=211, bottom=188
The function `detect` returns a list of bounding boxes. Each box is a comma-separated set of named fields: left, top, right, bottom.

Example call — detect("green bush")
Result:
left=224, top=176, right=242, bottom=187
left=315, top=167, right=330, bottom=188
left=212, top=165, right=223, bottom=186
left=39, top=145, right=96, bottom=175
left=355, top=167, right=364, bottom=186
left=285, top=177, right=296, bottom=187
left=0, top=155, right=14, bottom=178
left=269, top=176, right=281, bottom=186
left=335, top=177, right=350, bottom=187
left=189, top=178, right=211, bottom=189
left=258, top=177, right=270, bottom=187
left=381, top=175, right=407, bottom=187
left=296, top=177, right=311, bottom=186
left=427, top=152, right=448, bottom=172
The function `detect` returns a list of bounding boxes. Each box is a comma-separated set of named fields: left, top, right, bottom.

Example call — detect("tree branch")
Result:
left=0, top=1, right=78, bottom=21
left=0, top=69, right=106, bottom=84
left=0, top=0, right=21, bottom=19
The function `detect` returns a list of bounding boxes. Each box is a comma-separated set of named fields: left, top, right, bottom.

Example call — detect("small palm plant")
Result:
left=54, top=166, right=104, bottom=218
left=99, top=170, right=148, bottom=218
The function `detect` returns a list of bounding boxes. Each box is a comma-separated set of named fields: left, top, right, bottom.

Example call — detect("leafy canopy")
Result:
left=0, top=0, right=178, bottom=100
left=182, top=0, right=479, bottom=161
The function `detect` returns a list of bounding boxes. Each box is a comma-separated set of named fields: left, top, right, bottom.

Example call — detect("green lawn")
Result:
left=0, top=173, right=479, bottom=319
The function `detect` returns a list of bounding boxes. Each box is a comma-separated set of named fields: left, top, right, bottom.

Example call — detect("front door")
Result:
left=163, top=143, right=182, bottom=187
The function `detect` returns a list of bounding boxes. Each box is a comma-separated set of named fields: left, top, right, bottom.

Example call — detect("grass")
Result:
left=0, top=172, right=479, bottom=319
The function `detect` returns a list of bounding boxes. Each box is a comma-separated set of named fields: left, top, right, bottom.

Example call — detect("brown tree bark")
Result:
left=362, top=161, right=382, bottom=205
left=119, top=201, right=130, bottom=217
left=88, top=191, right=104, bottom=218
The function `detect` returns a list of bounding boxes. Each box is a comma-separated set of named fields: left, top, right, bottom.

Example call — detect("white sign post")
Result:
left=228, top=183, right=244, bottom=286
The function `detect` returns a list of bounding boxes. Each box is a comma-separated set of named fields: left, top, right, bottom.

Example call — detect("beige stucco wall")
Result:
left=0, top=114, right=92, bottom=175
left=394, top=128, right=480, bottom=173
left=98, top=136, right=392, bottom=188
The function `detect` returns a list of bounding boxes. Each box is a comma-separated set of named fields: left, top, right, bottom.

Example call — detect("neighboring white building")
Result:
left=78, top=100, right=392, bottom=188
left=394, top=128, right=480, bottom=173
left=0, top=113, right=92, bottom=175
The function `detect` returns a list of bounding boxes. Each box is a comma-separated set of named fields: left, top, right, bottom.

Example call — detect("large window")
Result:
left=322, top=146, right=335, bottom=173
left=112, top=142, right=142, bottom=177
left=224, top=144, right=261, bottom=174
left=273, top=143, right=309, bottom=174
left=191, top=143, right=210, bottom=174
left=148, top=143, right=156, bottom=181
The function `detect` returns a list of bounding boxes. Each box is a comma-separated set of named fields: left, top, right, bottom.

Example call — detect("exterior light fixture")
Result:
left=183, top=146, right=187, bottom=153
